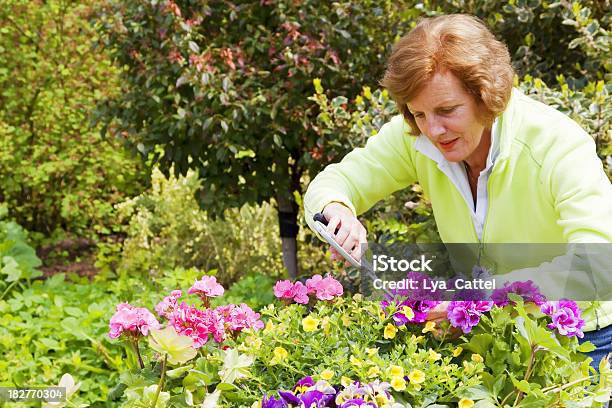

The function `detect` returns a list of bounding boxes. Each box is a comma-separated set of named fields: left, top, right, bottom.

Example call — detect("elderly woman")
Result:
left=304, top=15, right=611, bottom=367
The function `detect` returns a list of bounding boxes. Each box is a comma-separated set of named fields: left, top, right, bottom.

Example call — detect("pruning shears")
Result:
left=313, top=213, right=392, bottom=296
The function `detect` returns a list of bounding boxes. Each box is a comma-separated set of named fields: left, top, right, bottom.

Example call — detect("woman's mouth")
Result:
left=438, top=138, right=459, bottom=151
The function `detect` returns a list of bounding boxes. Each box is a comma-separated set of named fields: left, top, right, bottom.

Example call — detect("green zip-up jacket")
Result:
left=304, top=88, right=612, bottom=331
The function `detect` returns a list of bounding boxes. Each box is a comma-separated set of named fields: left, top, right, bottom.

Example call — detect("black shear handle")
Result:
left=313, top=213, right=328, bottom=226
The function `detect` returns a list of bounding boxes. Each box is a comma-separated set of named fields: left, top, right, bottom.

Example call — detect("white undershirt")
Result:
left=413, top=119, right=500, bottom=240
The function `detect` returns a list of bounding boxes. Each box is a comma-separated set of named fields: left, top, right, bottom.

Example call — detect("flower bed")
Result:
left=102, top=274, right=610, bottom=407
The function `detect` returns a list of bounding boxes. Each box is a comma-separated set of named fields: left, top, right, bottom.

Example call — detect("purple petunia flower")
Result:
left=261, top=394, right=287, bottom=408
left=491, top=280, right=547, bottom=307
left=541, top=299, right=585, bottom=338
left=339, top=398, right=377, bottom=408
left=447, top=301, right=494, bottom=333
left=278, top=376, right=335, bottom=407
left=381, top=299, right=442, bottom=325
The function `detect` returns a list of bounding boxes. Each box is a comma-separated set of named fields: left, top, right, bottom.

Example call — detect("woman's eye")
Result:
left=440, top=107, right=455, bottom=114
left=413, top=113, right=424, bottom=119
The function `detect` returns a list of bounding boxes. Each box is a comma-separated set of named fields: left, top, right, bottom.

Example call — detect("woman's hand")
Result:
left=426, top=301, right=449, bottom=324
left=322, top=202, right=368, bottom=264
left=426, top=302, right=462, bottom=339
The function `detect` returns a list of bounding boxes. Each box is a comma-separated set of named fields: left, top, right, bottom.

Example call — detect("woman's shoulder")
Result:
left=506, top=88, right=594, bottom=158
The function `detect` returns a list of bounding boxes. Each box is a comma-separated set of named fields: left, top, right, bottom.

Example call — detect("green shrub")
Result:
left=425, top=0, right=609, bottom=85
left=0, top=0, right=146, bottom=239
left=100, top=168, right=285, bottom=286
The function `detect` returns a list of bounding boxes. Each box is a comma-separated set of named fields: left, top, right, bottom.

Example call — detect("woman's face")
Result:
left=406, top=70, right=490, bottom=165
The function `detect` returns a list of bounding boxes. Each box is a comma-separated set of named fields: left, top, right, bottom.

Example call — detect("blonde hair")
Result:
left=381, top=14, right=514, bottom=134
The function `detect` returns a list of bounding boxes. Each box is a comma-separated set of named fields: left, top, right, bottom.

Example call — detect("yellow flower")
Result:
left=389, top=365, right=404, bottom=378
left=270, top=346, right=288, bottom=365
left=410, top=334, right=425, bottom=344
left=428, top=349, right=442, bottom=361
left=355, top=95, right=364, bottom=105
left=321, top=316, right=331, bottom=334
left=462, top=361, right=475, bottom=374
left=459, top=398, right=475, bottom=408
left=350, top=355, right=362, bottom=367
left=422, top=321, right=436, bottom=334
left=341, top=376, right=353, bottom=387
left=382, top=89, right=389, bottom=98
left=384, top=323, right=397, bottom=339
left=274, top=346, right=288, bottom=359
left=341, top=314, right=351, bottom=327
left=390, top=376, right=406, bottom=391
left=408, top=369, right=426, bottom=384
left=302, top=315, right=320, bottom=332
left=363, top=86, right=372, bottom=99
left=365, top=347, right=379, bottom=356
left=378, top=310, right=387, bottom=321
left=401, top=306, right=415, bottom=320
left=246, top=336, right=262, bottom=350
left=251, top=401, right=262, bottom=408
left=320, top=369, right=334, bottom=380
left=265, top=320, right=274, bottom=332
left=453, top=346, right=463, bottom=357
left=353, top=294, right=363, bottom=302
left=471, top=354, right=484, bottom=363
left=367, top=366, right=381, bottom=378
left=375, top=394, right=390, bottom=406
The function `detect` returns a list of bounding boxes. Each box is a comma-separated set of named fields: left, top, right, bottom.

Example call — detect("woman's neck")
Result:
left=464, top=128, right=492, bottom=175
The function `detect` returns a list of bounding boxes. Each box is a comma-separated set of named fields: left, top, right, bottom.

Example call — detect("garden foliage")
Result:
left=0, top=0, right=145, bottom=239
left=97, top=166, right=335, bottom=285
left=93, top=0, right=421, bottom=275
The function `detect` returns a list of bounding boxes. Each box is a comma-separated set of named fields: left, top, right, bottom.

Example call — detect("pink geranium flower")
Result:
left=274, top=280, right=295, bottom=299
left=292, top=281, right=309, bottom=304
left=155, top=290, right=182, bottom=318
left=306, top=274, right=343, bottom=300
left=216, top=303, right=264, bottom=333
left=188, top=276, right=224, bottom=307
left=108, top=303, right=160, bottom=339
left=169, top=302, right=225, bottom=348
left=305, top=275, right=323, bottom=294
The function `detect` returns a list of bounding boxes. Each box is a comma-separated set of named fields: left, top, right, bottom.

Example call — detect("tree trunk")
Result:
left=277, top=192, right=299, bottom=280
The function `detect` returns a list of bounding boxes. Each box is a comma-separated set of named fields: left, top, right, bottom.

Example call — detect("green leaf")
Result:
left=463, top=385, right=492, bottom=400
left=576, top=341, right=596, bottom=353
left=1, top=256, right=22, bottom=282
left=166, top=365, right=192, bottom=379
left=215, top=382, right=237, bottom=391
left=463, top=334, right=494, bottom=356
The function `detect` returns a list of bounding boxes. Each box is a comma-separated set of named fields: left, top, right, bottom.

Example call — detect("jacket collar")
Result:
left=413, top=118, right=500, bottom=168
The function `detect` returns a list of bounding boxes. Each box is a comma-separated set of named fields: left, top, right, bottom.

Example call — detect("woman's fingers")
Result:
left=350, top=227, right=368, bottom=262
left=426, top=301, right=449, bottom=322
left=321, top=202, right=367, bottom=265
left=326, top=215, right=341, bottom=237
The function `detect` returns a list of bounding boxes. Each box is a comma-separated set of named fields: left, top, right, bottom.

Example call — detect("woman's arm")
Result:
left=304, top=114, right=418, bottom=239
left=543, top=122, right=612, bottom=242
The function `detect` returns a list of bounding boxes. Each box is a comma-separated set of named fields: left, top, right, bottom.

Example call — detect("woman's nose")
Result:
left=426, top=117, right=446, bottom=139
